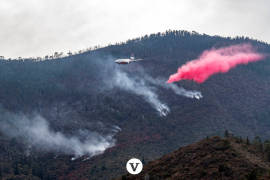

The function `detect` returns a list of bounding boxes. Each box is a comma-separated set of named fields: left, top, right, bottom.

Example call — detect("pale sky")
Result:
left=0, top=0, right=269, bottom=58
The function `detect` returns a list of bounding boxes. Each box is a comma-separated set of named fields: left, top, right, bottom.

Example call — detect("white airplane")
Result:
left=115, top=55, right=143, bottom=64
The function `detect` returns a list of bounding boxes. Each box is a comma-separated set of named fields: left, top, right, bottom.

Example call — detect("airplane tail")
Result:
left=130, top=53, right=135, bottom=60
left=130, top=53, right=143, bottom=61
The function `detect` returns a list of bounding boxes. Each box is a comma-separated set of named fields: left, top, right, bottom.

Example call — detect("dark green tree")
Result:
left=224, top=130, right=229, bottom=138
left=264, top=140, right=270, bottom=161
left=13, top=162, right=19, bottom=175
left=247, top=137, right=250, bottom=145
left=0, top=165, right=2, bottom=179
left=253, top=136, right=263, bottom=152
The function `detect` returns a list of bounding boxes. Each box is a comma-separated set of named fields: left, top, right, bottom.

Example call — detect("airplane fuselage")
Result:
left=114, top=56, right=143, bottom=64
left=115, top=58, right=135, bottom=64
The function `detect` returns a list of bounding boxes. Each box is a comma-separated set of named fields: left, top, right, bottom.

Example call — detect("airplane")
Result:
left=114, top=55, right=143, bottom=64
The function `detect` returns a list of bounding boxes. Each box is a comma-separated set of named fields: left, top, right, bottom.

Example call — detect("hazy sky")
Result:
left=0, top=0, right=269, bottom=58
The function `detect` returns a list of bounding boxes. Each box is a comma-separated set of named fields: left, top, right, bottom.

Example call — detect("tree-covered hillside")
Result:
left=0, top=30, right=270, bottom=179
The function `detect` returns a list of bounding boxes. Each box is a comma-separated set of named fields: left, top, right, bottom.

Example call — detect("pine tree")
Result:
left=14, top=162, right=19, bottom=175
left=224, top=130, right=229, bottom=138
left=239, top=136, right=243, bottom=143
left=142, top=157, right=145, bottom=165
left=0, top=165, right=2, bottom=179
left=253, top=136, right=263, bottom=152
left=247, top=137, right=250, bottom=145
left=264, top=140, right=270, bottom=161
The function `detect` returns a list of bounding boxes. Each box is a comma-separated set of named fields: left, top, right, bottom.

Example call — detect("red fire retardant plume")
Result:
left=167, top=44, right=265, bottom=83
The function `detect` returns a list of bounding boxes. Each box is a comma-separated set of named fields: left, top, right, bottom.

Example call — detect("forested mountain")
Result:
left=0, top=30, right=270, bottom=179
left=118, top=136, right=270, bottom=180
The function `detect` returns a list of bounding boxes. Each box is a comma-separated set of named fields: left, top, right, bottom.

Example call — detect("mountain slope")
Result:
left=119, top=136, right=270, bottom=180
left=0, top=30, right=270, bottom=179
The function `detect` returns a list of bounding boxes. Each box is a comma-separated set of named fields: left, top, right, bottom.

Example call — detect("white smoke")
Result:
left=166, top=83, right=202, bottom=99
left=0, top=111, right=120, bottom=158
left=112, top=70, right=170, bottom=117
left=105, top=63, right=202, bottom=116
left=146, top=77, right=203, bottom=99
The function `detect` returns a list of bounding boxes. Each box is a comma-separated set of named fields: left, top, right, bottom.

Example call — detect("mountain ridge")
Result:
left=0, top=30, right=270, bottom=179
left=117, top=136, right=270, bottom=180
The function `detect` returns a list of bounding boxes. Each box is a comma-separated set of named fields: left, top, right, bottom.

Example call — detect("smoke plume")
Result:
left=145, top=77, right=203, bottom=99
left=0, top=110, right=120, bottom=157
left=112, top=70, right=170, bottom=116
left=168, top=44, right=265, bottom=83
left=106, top=63, right=202, bottom=116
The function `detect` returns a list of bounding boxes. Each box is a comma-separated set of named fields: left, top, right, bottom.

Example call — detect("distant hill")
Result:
left=118, top=136, right=270, bottom=180
left=0, top=30, right=270, bottom=179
